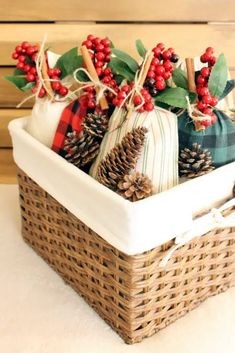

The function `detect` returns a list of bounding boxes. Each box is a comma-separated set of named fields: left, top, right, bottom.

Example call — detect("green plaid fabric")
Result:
left=178, top=110, right=235, bottom=168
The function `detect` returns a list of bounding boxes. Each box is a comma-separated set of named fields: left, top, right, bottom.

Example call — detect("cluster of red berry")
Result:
left=11, top=41, right=68, bottom=98
left=82, top=35, right=119, bottom=108
left=196, top=47, right=218, bottom=126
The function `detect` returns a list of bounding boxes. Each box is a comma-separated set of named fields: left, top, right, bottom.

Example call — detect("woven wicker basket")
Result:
left=17, top=167, right=235, bottom=344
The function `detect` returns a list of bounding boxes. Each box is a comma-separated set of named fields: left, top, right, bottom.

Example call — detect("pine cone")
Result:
left=82, top=112, right=109, bottom=138
left=64, top=130, right=100, bottom=167
left=179, top=143, right=215, bottom=178
left=117, top=172, right=153, bottom=202
left=97, top=127, right=148, bottom=190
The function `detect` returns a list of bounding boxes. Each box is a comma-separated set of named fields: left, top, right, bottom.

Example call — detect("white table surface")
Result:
left=0, top=184, right=235, bottom=353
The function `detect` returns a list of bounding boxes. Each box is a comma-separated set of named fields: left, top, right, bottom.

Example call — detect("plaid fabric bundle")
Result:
left=51, top=96, right=88, bottom=156
left=178, top=110, right=235, bottom=168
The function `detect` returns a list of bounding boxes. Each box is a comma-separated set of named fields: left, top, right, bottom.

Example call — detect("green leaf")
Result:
left=112, top=48, right=139, bottom=73
left=208, top=53, right=228, bottom=97
left=55, top=48, right=83, bottom=79
left=5, top=76, right=28, bottom=91
left=108, top=58, right=135, bottom=82
left=220, top=79, right=235, bottom=100
left=14, top=68, right=25, bottom=75
left=21, top=82, right=36, bottom=92
left=136, top=39, right=147, bottom=58
left=75, top=70, right=90, bottom=82
left=154, top=87, right=195, bottom=108
left=172, top=68, right=188, bottom=90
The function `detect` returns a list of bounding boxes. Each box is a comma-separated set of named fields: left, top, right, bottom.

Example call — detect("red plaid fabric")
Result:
left=51, top=96, right=88, bottom=155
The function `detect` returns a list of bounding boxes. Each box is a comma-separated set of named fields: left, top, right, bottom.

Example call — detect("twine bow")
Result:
left=160, top=197, right=235, bottom=267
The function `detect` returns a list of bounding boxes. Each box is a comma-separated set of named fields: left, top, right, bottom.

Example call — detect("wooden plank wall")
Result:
left=0, top=0, right=235, bottom=183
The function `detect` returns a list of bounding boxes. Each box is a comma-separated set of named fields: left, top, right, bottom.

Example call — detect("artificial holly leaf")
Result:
left=14, top=68, right=26, bottom=75
left=75, top=70, right=90, bottom=82
left=154, top=87, right=196, bottom=108
left=112, top=48, right=139, bottom=73
left=5, top=76, right=28, bottom=91
left=220, top=79, right=235, bottom=100
left=136, top=39, right=147, bottom=59
left=208, top=53, right=228, bottom=98
left=108, top=58, right=135, bottom=82
left=21, top=82, right=36, bottom=92
left=55, top=48, right=83, bottom=79
left=172, top=68, right=188, bottom=90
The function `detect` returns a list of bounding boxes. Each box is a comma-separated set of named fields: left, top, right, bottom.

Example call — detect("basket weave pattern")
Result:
left=17, top=169, right=235, bottom=344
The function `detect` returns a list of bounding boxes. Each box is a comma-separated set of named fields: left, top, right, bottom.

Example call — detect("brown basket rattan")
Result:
left=17, top=168, right=235, bottom=344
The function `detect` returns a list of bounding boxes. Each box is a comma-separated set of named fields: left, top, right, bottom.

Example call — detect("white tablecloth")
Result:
left=0, top=184, right=235, bottom=353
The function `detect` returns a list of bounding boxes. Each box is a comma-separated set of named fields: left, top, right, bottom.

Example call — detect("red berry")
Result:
left=163, top=60, right=173, bottom=72
left=53, top=68, right=61, bottom=77
left=26, top=73, right=35, bottom=82
left=93, top=37, right=101, bottom=46
left=197, top=101, right=207, bottom=111
left=52, top=81, right=62, bottom=91
left=89, top=52, right=95, bottom=60
left=26, top=46, right=35, bottom=56
left=156, top=80, right=166, bottom=91
left=102, top=76, right=111, bottom=84
left=107, top=92, right=115, bottom=100
left=96, top=68, right=102, bottom=76
left=209, top=56, right=216, bottom=66
left=86, top=86, right=95, bottom=93
left=83, top=40, right=93, bottom=49
left=31, top=86, right=38, bottom=94
left=87, top=100, right=96, bottom=109
left=31, top=53, right=37, bottom=62
left=96, top=44, right=105, bottom=52
left=112, top=97, right=119, bottom=106
left=104, top=47, right=111, bottom=55
left=203, top=107, right=213, bottom=116
left=147, top=70, right=155, bottom=79
left=109, top=79, right=117, bottom=87
left=138, top=106, right=145, bottom=113
left=151, top=58, right=160, bottom=66
left=23, top=64, right=31, bottom=72
left=201, top=119, right=212, bottom=127
left=162, top=50, right=172, bottom=60
left=95, top=61, right=104, bottom=68
left=206, top=47, right=214, bottom=54
left=101, top=38, right=110, bottom=47
left=199, top=87, right=209, bottom=96
left=15, top=45, right=22, bottom=54
left=121, top=85, right=130, bottom=93
left=59, top=86, right=68, bottom=96
left=133, top=95, right=143, bottom=106
left=163, top=71, right=171, bottom=80
left=21, top=41, right=30, bottom=49
left=203, top=52, right=213, bottom=62
left=96, top=52, right=105, bottom=61
left=48, top=68, right=55, bottom=77
left=144, top=102, right=154, bottom=111
left=38, top=87, right=46, bottom=98
left=155, top=75, right=165, bottom=82
left=12, top=52, right=19, bottom=60
left=118, top=91, right=126, bottom=99
left=18, top=55, right=26, bottom=62
left=87, top=92, right=95, bottom=99
left=200, top=67, right=210, bottom=78
left=202, top=94, right=212, bottom=104
left=197, top=75, right=206, bottom=85
left=141, top=88, right=149, bottom=96
left=153, top=47, right=161, bottom=58
left=144, top=94, right=152, bottom=103
left=87, top=34, right=96, bottom=41
left=104, top=54, right=110, bottom=62
left=157, top=43, right=165, bottom=51
left=200, top=54, right=207, bottom=63
left=17, top=62, right=25, bottom=70
left=210, top=96, right=218, bottom=107
left=155, top=65, right=165, bottom=76
left=168, top=47, right=174, bottom=54
left=103, top=67, right=111, bottom=75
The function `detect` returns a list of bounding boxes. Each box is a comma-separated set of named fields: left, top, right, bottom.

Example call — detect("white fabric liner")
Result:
left=9, top=117, right=235, bottom=255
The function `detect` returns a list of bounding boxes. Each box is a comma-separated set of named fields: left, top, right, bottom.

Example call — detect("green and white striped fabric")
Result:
left=90, top=107, right=179, bottom=194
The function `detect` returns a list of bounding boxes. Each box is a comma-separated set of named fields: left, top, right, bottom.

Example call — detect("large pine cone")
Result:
left=179, top=143, right=215, bottom=178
